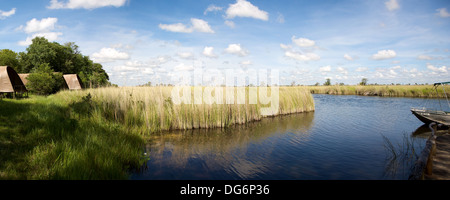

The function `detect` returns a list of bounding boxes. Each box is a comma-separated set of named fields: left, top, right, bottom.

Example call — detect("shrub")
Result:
left=27, top=63, right=65, bottom=95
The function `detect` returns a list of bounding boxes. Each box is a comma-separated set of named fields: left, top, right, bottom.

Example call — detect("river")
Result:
left=130, top=94, right=447, bottom=180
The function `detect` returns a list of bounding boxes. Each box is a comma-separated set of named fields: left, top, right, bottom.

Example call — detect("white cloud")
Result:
left=336, top=67, right=348, bottom=75
left=224, top=20, right=235, bottom=28
left=226, top=0, right=269, bottom=21
left=277, top=13, right=285, bottom=23
left=177, top=52, right=195, bottom=59
left=113, top=65, right=139, bottom=72
left=385, top=0, right=399, bottom=11
left=48, top=0, right=127, bottom=10
left=389, top=69, right=398, bottom=76
left=344, top=54, right=353, bottom=61
left=240, top=60, right=252, bottom=65
left=417, top=55, right=433, bottom=60
left=113, top=61, right=154, bottom=75
left=155, top=56, right=172, bottom=65
left=142, top=68, right=155, bottom=75
left=319, top=66, right=332, bottom=73
left=427, top=64, right=447, bottom=73
left=17, top=17, right=62, bottom=46
left=0, top=8, right=16, bottom=19
left=174, top=63, right=194, bottom=71
left=191, top=18, right=215, bottom=33
left=159, top=23, right=193, bottom=33
left=372, top=50, right=396, bottom=60
left=335, top=75, right=348, bottom=80
left=159, top=18, right=214, bottom=33
left=436, top=8, right=450, bottom=18
left=91, top=48, right=130, bottom=63
left=18, top=32, right=63, bottom=46
left=356, top=67, right=369, bottom=72
left=22, top=18, right=58, bottom=34
left=285, top=51, right=320, bottom=61
left=204, top=5, right=223, bottom=15
left=203, top=46, right=217, bottom=58
left=375, top=72, right=384, bottom=78
left=280, top=44, right=291, bottom=50
left=292, top=36, right=315, bottom=47
left=224, top=44, right=249, bottom=57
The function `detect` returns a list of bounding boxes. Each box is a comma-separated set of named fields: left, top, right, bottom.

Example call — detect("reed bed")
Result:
left=307, top=85, right=450, bottom=98
left=55, top=86, right=315, bottom=135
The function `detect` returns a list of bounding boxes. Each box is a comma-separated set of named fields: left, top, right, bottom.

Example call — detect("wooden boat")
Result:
left=411, top=82, right=450, bottom=126
left=411, top=108, right=450, bottom=126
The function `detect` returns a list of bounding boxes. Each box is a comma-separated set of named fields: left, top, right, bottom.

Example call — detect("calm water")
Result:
left=131, top=94, right=446, bottom=180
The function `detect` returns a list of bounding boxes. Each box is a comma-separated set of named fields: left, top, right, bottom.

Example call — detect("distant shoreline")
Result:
left=304, top=85, right=449, bottom=98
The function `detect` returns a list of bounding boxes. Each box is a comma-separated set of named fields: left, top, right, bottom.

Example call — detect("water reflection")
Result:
left=133, top=112, right=315, bottom=180
left=412, top=124, right=449, bottom=138
left=131, top=95, right=446, bottom=180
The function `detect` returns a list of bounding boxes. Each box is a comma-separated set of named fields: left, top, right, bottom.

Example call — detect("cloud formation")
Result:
left=285, top=51, right=320, bottom=61
left=18, top=17, right=62, bottom=46
left=385, top=0, right=399, bottom=11
left=226, top=0, right=269, bottom=21
left=22, top=17, right=58, bottom=33
left=436, top=8, right=450, bottom=18
left=159, top=18, right=214, bottom=33
left=204, top=5, right=223, bottom=15
left=91, top=48, right=130, bottom=63
left=344, top=54, right=353, bottom=61
left=281, top=36, right=320, bottom=62
left=203, top=46, right=217, bottom=58
left=224, top=44, right=249, bottom=57
left=48, top=0, right=127, bottom=9
left=292, top=36, right=315, bottom=47
left=372, top=50, right=396, bottom=60
left=427, top=64, right=447, bottom=74
left=0, top=8, right=16, bottom=19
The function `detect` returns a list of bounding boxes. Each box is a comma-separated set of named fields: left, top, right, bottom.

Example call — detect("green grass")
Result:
left=55, top=86, right=315, bottom=134
left=0, top=86, right=314, bottom=179
left=0, top=95, right=145, bottom=180
left=307, top=85, right=450, bottom=98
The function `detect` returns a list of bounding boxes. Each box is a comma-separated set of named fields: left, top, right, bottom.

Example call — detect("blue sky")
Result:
left=1, top=0, right=450, bottom=86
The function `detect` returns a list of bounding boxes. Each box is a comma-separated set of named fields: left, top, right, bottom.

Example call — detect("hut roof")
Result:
left=18, top=73, right=30, bottom=87
left=0, top=66, right=27, bottom=93
left=63, top=74, right=82, bottom=90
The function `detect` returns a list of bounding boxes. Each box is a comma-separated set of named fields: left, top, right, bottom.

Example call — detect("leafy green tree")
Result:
left=0, top=49, right=21, bottom=72
left=324, top=78, right=331, bottom=86
left=27, top=63, right=64, bottom=95
left=18, top=37, right=110, bottom=88
left=360, top=78, right=368, bottom=86
left=19, top=37, right=58, bottom=73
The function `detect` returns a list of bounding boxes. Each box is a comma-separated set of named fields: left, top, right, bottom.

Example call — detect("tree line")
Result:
left=0, top=37, right=110, bottom=95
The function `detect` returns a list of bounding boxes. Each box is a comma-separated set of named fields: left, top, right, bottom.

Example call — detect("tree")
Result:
left=19, top=37, right=58, bottom=73
left=0, top=49, right=21, bottom=72
left=324, top=78, right=331, bottom=86
left=26, top=63, right=64, bottom=95
left=18, top=37, right=110, bottom=88
left=360, top=78, right=368, bottom=86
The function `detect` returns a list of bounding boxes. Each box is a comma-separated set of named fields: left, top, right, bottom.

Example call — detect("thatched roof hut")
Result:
left=18, top=73, right=30, bottom=87
left=63, top=74, right=82, bottom=90
left=0, top=66, right=27, bottom=93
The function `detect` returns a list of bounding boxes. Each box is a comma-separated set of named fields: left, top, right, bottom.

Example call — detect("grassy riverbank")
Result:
left=56, top=86, right=315, bottom=134
left=307, top=85, right=450, bottom=98
left=0, top=86, right=314, bottom=179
